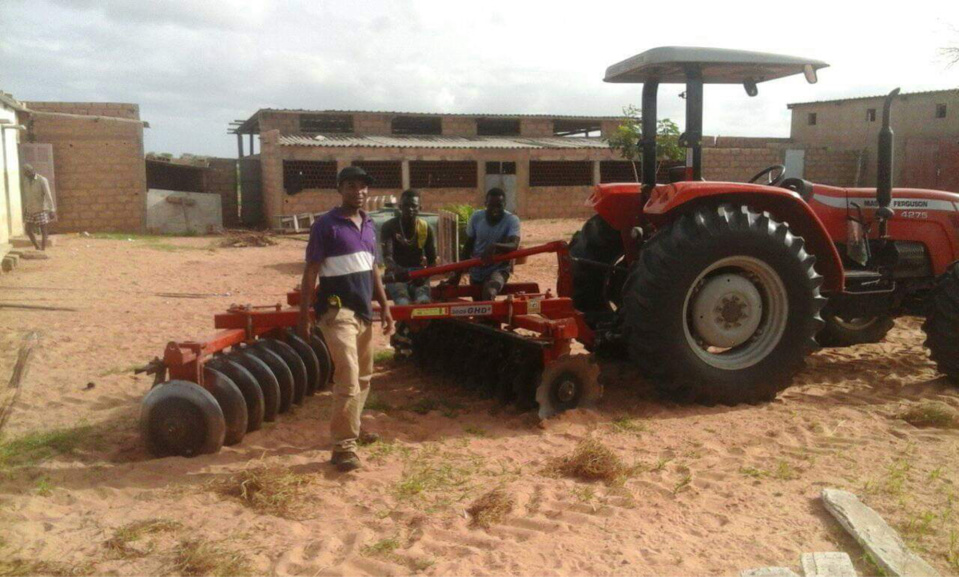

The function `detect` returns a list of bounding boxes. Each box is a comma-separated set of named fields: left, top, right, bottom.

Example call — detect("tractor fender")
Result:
left=644, top=182, right=845, bottom=293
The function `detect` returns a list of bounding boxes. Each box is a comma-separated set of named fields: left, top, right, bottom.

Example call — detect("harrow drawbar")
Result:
left=138, top=241, right=601, bottom=458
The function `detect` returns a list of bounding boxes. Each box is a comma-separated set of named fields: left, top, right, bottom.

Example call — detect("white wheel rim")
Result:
left=682, top=256, right=789, bottom=371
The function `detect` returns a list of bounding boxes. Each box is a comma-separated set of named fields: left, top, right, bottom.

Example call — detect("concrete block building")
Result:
left=232, top=108, right=870, bottom=226
left=789, top=88, right=959, bottom=191
left=232, top=109, right=631, bottom=227
left=19, top=101, right=149, bottom=232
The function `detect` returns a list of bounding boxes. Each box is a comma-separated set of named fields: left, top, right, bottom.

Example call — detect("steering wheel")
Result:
left=748, top=164, right=786, bottom=186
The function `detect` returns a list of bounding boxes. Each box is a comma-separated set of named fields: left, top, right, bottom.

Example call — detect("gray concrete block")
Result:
left=801, top=552, right=857, bottom=577
left=741, top=568, right=800, bottom=577
left=822, top=489, right=939, bottom=577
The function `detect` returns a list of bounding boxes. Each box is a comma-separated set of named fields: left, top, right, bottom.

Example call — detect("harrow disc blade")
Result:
left=245, top=344, right=294, bottom=413
left=535, top=355, right=602, bottom=419
left=283, top=329, right=321, bottom=396
left=204, top=366, right=248, bottom=445
left=260, top=338, right=308, bottom=406
left=140, top=380, right=225, bottom=458
left=308, top=330, right=334, bottom=391
left=229, top=350, right=281, bottom=422
left=209, top=356, right=265, bottom=433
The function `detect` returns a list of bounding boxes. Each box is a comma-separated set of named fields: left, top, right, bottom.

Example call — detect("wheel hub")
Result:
left=555, top=379, right=578, bottom=403
left=691, top=273, right=764, bottom=349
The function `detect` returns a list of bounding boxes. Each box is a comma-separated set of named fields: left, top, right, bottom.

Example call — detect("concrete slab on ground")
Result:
left=801, top=552, right=857, bottom=577
left=822, top=488, right=940, bottom=577
left=741, top=568, right=800, bottom=577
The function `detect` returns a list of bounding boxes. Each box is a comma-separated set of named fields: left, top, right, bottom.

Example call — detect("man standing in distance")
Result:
left=298, top=166, right=394, bottom=472
left=449, top=188, right=521, bottom=300
left=21, top=164, right=55, bottom=251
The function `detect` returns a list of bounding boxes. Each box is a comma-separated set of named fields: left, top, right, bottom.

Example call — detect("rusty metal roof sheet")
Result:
left=277, top=134, right=612, bottom=150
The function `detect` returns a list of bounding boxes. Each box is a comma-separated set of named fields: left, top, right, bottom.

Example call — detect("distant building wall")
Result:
left=24, top=101, right=140, bottom=121
left=789, top=90, right=959, bottom=186
left=206, top=158, right=239, bottom=228
left=24, top=105, right=147, bottom=232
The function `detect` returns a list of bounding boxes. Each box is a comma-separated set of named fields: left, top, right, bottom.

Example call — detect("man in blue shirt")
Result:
left=449, top=188, right=521, bottom=300
left=298, top=166, right=394, bottom=472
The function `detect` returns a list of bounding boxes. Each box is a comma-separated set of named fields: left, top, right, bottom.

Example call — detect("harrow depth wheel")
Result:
left=535, top=355, right=601, bottom=418
left=140, top=380, right=225, bottom=458
left=204, top=366, right=248, bottom=445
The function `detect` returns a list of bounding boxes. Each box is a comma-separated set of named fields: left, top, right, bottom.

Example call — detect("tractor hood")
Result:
left=605, top=46, right=828, bottom=86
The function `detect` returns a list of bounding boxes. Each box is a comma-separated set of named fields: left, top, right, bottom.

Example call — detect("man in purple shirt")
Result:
left=298, top=166, right=394, bottom=472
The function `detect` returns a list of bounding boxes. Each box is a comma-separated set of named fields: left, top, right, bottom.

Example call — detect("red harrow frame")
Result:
left=139, top=241, right=601, bottom=458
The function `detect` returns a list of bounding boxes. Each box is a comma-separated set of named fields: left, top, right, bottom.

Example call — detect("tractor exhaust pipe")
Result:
left=876, top=87, right=899, bottom=238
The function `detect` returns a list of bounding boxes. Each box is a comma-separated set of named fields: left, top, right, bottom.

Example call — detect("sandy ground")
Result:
left=0, top=221, right=957, bottom=576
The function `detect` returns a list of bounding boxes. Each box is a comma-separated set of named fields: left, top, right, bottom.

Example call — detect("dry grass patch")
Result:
left=103, top=518, right=182, bottom=558
left=897, top=402, right=959, bottom=429
left=544, top=439, right=633, bottom=485
left=467, top=486, right=515, bottom=528
left=0, top=559, right=93, bottom=576
left=212, top=466, right=311, bottom=518
left=170, top=539, right=252, bottom=577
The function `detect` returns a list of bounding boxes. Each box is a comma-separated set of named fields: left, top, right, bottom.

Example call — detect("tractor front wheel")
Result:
left=622, top=204, right=825, bottom=405
left=922, top=263, right=959, bottom=383
left=817, top=312, right=894, bottom=347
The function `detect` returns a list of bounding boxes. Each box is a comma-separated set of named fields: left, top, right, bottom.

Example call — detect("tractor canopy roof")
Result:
left=604, top=46, right=828, bottom=85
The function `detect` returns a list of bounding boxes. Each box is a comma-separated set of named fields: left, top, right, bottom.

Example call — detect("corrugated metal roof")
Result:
left=234, top=108, right=624, bottom=133
left=787, top=88, right=958, bottom=108
left=278, top=134, right=612, bottom=150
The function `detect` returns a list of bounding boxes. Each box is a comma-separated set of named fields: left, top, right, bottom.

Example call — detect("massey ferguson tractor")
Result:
left=137, top=47, right=958, bottom=458
left=570, top=47, right=959, bottom=405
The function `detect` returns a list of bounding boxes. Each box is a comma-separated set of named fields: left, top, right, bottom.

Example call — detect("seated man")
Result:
left=382, top=188, right=436, bottom=305
left=449, top=188, right=521, bottom=300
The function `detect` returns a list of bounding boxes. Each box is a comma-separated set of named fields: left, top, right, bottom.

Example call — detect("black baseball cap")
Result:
left=337, top=166, right=375, bottom=187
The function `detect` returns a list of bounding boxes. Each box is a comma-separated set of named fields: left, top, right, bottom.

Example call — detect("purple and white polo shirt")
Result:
left=305, top=207, right=377, bottom=321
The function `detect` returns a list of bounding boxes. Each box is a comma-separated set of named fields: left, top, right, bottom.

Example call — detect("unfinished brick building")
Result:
left=19, top=101, right=148, bottom=232
left=232, top=108, right=864, bottom=227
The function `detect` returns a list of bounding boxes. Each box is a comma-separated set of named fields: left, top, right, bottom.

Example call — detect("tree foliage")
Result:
left=605, top=105, right=684, bottom=181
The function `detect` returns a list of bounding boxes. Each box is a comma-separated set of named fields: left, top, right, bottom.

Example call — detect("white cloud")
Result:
left=0, top=0, right=956, bottom=156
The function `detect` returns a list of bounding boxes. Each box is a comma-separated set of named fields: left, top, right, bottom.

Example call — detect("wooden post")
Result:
left=237, top=133, right=245, bottom=158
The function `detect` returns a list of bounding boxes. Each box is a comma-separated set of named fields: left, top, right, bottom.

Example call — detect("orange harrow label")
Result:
left=411, top=306, right=448, bottom=318
left=450, top=304, right=493, bottom=317
left=527, top=299, right=542, bottom=314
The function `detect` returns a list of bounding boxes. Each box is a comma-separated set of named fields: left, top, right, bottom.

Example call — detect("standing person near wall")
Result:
left=297, top=166, right=394, bottom=473
left=448, top=188, right=521, bottom=300
left=21, top=164, right=55, bottom=251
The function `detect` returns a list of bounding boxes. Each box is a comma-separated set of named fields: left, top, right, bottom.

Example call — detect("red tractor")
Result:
left=570, top=47, right=959, bottom=405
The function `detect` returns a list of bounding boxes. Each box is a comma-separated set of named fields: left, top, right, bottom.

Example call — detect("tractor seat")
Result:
left=781, top=178, right=814, bottom=202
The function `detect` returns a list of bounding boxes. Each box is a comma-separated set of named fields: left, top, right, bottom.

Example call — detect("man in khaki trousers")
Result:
left=298, top=166, right=394, bottom=472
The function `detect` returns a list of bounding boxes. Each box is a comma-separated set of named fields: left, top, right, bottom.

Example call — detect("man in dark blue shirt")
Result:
left=298, top=166, right=394, bottom=472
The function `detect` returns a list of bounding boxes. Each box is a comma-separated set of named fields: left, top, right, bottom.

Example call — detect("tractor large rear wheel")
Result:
left=922, top=263, right=959, bottom=383
left=622, top=204, right=825, bottom=405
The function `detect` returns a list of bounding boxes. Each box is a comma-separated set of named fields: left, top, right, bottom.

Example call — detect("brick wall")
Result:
left=24, top=101, right=140, bottom=120
left=27, top=112, right=146, bottom=232
left=701, top=147, right=784, bottom=182
left=525, top=187, right=594, bottom=219
left=207, top=158, right=239, bottom=227
left=520, top=118, right=553, bottom=137
left=803, top=148, right=862, bottom=187
left=442, top=117, right=477, bottom=136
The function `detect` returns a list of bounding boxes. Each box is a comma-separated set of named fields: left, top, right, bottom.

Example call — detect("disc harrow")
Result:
left=137, top=241, right=600, bottom=458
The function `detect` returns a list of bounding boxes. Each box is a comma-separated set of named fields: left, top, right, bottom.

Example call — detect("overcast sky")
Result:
left=2, top=0, right=957, bottom=158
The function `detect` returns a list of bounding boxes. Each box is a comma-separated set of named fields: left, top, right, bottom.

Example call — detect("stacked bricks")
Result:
left=441, top=117, right=477, bottom=136
left=520, top=118, right=553, bottom=137
left=804, top=148, right=861, bottom=187
left=206, top=158, right=240, bottom=227
left=24, top=102, right=140, bottom=120
left=27, top=108, right=146, bottom=233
